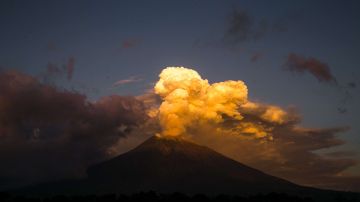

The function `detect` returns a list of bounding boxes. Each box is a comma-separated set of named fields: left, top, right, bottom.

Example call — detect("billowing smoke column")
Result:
left=154, top=67, right=291, bottom=139
left=154, top=67, right=248, bottom=137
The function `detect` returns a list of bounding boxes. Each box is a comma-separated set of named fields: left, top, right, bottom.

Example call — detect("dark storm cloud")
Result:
left=283, top=53, right=337, bottom=84
left=0, top=70, right=150, bottom=189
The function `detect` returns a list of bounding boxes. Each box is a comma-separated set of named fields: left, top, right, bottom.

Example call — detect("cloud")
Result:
left=192, top=102, right=359, bottom=191
left=283, top=54, right=353, bottom=113
left=152, top=66, right=359, bottom=192
left=154, top=67, right=249, bottom=137
left=0, top=67, right=358, bottom=192
left=283, top=53, right=337, bottom=84
left=0, top=70, right=152, bottom=189
left=223, top=9, right=254, bottom=45
left=223, top=8, right=300, bottom=46
left=113, top=76, right=142, bottom=87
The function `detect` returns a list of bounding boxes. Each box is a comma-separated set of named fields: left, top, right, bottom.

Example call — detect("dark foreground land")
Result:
left=1, top=191, right=360, bottom=202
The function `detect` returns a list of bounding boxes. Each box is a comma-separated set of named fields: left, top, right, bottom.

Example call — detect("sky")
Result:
left=0, top=0, right=360, bottom=192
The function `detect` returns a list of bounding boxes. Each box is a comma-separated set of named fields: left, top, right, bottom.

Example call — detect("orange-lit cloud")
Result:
left=0, top=67, right=358, bottom=192
left=153, top=67, right=290, bottom=140
left=152, top=66, right=359, bottom=191
left=154, top=67, right=250, bottom=137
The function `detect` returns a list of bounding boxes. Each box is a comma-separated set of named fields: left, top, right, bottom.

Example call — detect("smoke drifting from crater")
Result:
left=151, top=67, right=360, bottom=192
left=154, top=67, right=287, bottom=139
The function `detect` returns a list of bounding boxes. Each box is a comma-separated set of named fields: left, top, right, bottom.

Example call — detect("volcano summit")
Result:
left=88, top=135, right=303, bottom=195
left=12, top=135, right=360, bottom=202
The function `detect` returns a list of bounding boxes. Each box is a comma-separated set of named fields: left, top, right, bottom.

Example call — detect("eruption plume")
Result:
left=155, top=67, right=268, bottom=138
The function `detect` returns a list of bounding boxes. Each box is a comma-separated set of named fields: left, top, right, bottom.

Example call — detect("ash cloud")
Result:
left=193, top=101, right=359, bottom=191
left=0, top=70, right=152, bottom=189
left=154, top=67, right=250, bottom=138
left=152, top=66, right=359, bottom=192
left=283, top=53, right=337, bottom=84
left=0, top=67, right=358, bottom=192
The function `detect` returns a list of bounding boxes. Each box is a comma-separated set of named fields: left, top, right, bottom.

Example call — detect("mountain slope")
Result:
left=86, top=136, right=303, bottom=194
left=12, top=135, right=360, bottom=202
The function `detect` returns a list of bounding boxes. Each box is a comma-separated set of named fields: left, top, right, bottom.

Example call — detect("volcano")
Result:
left=85, top=135, right=305, bottom=195
left=13, top=135, right=360, bottom=201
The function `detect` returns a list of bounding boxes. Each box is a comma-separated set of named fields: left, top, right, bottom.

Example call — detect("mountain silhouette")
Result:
left=86, top=135, right=303, bottom=195
left=12, top=135, right=360, bottom=201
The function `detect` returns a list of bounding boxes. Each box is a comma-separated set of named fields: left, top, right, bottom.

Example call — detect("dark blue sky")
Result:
left=1, top=0, right=360, bottom=174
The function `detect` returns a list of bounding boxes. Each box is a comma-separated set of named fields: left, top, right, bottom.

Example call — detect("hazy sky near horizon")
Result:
left=1, top=0, right=360, bottom=190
